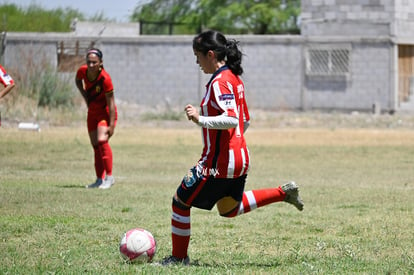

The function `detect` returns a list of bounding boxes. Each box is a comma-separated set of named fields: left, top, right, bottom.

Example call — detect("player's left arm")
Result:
left=242, top=93, right=250, bottom=133
left=105, top=91, right=116, bottom=137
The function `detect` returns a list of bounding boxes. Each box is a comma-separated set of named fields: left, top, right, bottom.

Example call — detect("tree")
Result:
left=0, top=4, right=111, bottom=32
left=131, top=0, right=300, bottom=35
left=131, top=0, right=199, bottom=34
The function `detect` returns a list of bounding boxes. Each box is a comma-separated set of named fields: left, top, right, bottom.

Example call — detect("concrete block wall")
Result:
left=103, top=35, right=305, bottom=111
left=393, top=0, right=414, bottom=41
left=304, top=39, right=393, bottom=111
left=5, top=40, right=58, bottom=71
left=351, top=42, right=393, bottom=110
left=236, top=36, right=304, bottom=110
left=4, top=33, right=396, bottom=112
left=101, top=37, right=201, bottom=109
left=301, top=0, right=393, bottom=36
left=5, top=0, right=414, bottom=113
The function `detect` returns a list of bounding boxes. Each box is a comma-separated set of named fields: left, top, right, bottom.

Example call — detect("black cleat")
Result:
left=161, top=255, right=190, bottom=266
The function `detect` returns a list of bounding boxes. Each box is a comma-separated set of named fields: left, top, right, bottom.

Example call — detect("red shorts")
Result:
left=87, top=109, right=117, bottom=132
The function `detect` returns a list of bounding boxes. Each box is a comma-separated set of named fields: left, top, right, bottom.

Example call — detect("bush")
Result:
left=1, top=62, right=79, bottom=124
left=37, top=68, right=75, bottom=108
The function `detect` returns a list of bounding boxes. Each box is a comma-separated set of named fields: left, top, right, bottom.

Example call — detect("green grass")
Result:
left=0, top=124, right=413, bottom=274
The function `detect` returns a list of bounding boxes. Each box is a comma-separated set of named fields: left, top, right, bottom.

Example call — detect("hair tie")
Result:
left=223, top=42, right=230, bottom=61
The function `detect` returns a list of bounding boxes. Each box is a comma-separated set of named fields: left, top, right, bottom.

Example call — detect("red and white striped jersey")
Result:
left=0, top=65, right=14, bottom=87
left=198, top=66, right=250, bottom=179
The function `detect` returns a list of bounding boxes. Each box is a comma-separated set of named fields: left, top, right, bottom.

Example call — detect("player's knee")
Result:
left=172, top=196, right=190, bottom=210
left=219, top=206, right=239, bottom=218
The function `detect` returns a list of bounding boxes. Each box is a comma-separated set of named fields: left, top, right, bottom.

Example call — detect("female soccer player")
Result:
left=0, top=64, right=15, bottom=99
left=162, top=30, right=304, bottom=266
left=75, top=48, right=117, bottom=189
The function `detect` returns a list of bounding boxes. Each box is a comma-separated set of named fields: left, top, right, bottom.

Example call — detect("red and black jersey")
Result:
left=76, top=65, right=114, bottom=114
left=199, top=66, right=250, bottom=179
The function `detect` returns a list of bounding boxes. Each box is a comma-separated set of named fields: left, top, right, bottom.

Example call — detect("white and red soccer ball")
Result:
left=119, top=228, right=156, bottom=263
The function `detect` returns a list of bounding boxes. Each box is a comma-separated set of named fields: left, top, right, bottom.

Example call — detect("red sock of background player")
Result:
left=225, top=187, right=286, bottom=217
left=171, top=200, right=191, bottom=259
left=93, top=145, right=105, bottom=180
left=98, top=140, right=113, bottom=177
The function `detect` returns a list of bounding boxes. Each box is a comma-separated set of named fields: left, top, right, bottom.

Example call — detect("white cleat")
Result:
left=281, top=181, right=304, bottom=211
left=99, top=175, right=115, bottom=189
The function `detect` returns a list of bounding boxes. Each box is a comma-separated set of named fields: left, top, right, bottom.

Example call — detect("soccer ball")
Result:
left=119, top=228, right=157, bottom=263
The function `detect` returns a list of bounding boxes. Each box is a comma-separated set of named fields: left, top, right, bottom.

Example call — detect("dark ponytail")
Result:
left=224, top=39, right=243, bottom=76
left=193, top=30, right=244, bottom=76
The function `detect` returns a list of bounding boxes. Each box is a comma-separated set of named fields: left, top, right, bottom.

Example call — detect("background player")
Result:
left=162, top=30, right=304, bottom=265
left=75, top=48, right=117, bottom=189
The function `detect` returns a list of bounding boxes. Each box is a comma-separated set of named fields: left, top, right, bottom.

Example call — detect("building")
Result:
left=300, top=0, right=414, bottom=112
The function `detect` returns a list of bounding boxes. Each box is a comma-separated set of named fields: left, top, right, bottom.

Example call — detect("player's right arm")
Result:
left=0, top=82, right=15, bottom=99
left=75, top=76, right=88, bottom=106
left=0, top=66, right=15, bottom=99
left=185, top=104, right=239, bottom=129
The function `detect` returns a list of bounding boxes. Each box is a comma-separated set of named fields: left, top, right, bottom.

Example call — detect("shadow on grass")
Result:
left=57, top=185, right=86, bottom=189
left=187, top=259, right=282, bottom=268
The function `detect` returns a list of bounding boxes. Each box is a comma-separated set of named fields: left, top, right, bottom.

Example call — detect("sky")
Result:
left=1, top=0, right=148, bottom=22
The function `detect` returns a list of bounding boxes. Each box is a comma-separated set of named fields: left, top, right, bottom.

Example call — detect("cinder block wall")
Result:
left=4, top=34, right=306, bottom=111
left=4, top=33, right=395, bottom=112
left=393, top=0, right=414, bottom=40
left=301, top=0, right=414, bottom=40
left=301, top=0, right=393, bottom=36
left=303, top=39, right=393, bottom=111
left=234, top=36, right=304, bottom=110
left=102, top=35, right=305, bottom=111
left=102, top=37, right=200, bottom=108
left=5, top=0, right=414, bottom=112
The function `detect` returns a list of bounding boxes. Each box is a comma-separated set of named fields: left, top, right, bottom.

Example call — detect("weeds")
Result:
left=140, top=110, right=185, bottom=121
left=2, top=49, right=77, bottom=124
left=37, top=69, right=75, bottom=108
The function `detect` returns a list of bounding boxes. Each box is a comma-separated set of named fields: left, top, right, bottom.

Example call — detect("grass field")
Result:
left=1, top=117, right=414, bottom=274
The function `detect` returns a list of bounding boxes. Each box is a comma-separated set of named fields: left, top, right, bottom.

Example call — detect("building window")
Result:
left=306, top=46, right=350, bottom=76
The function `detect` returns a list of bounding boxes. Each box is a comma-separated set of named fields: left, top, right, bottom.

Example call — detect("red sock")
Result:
left=93, top=146, right=105, bottom=179
left=226, top=187, right=286, bottom=217
left=171, top=203, right=191, bottom=259
left=98, top=140, right=113, bottom=176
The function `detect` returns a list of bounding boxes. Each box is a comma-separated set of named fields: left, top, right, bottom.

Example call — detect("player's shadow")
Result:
left=190, top=259, right=282, bottom=268
left=57, top=184, right=85, bottom=189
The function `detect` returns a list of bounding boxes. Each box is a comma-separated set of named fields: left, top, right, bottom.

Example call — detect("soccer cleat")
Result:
left=99, top=175, right=115, bottom=189
left=281, top=181, right=304, bottom=211
left=85, top=178, right=103, bottom=189
left=161, top=255, right=190, bottom=266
